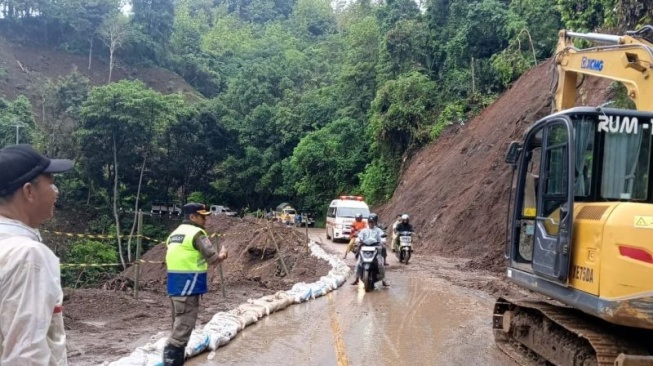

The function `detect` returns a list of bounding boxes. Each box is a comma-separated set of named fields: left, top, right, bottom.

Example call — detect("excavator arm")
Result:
left=554, top=26, right=653, bottom=111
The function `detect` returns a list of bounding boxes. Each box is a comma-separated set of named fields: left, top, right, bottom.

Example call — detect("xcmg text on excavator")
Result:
left=495, top=26, right=653, bottom=365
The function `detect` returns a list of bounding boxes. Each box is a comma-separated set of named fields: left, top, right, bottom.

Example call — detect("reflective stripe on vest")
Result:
left=166, top=224, right=209, bottom=296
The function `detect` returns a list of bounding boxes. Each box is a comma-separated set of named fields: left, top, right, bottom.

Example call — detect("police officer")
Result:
left=162, top=203, right=228, bottom=366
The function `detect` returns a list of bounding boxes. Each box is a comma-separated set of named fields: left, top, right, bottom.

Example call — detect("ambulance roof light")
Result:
left=339, top=195, right=364, bottom=201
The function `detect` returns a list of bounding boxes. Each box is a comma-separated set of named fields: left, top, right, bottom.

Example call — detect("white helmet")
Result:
left=401, top=214, right=409, bottom=220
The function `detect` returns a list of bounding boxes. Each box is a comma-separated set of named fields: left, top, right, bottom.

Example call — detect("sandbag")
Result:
left=230, top=307, right=258, bottom=327
left=209, top=312, right=245, bottom=331
left=107, top=351, right=147, bottom=366
left=309, top=281, right=331, bottom=298
left=238, top=303, right=267, bottom=319
left=185, top=328, right=210, bottom=358
left=247, top=298, right=273, bottom=315
left=287, top=282, right=312, bottom=303
left=320, top=276, right=338, bottom=290
left=274, top=291, right=296, bottom=308
left=203, top=321, right=238, bottom=351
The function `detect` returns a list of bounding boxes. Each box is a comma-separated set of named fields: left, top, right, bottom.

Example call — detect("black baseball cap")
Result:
left=0, top=144, right=74, bottom=196
left=183, top=203, right=211, bottom=216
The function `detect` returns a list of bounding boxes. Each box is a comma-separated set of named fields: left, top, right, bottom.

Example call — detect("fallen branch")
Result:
left=16, top=60, right=27, bottom=73
left=268, top=227, right=290, bottom=277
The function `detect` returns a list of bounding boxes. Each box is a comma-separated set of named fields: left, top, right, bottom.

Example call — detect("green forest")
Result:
left=1, top=0, right=652, bottom=282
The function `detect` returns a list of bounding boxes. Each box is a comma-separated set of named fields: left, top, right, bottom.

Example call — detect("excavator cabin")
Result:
left=495, top=25, right=653, bottom=365
left=504, top=107, right=653, bottom=329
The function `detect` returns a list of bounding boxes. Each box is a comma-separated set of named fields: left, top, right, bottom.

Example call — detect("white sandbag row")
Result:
left=104, top=240, right=350, bottom=366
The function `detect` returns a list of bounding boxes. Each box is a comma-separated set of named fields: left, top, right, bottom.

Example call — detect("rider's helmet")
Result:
left=401, top=213, right=409, bottom=223
left=355, top=212, right=363, bottom=221
left=368, top=213, right=379, bottom=224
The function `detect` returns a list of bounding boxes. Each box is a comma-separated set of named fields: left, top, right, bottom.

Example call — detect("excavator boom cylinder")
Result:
left=565, top=31, right=622, bottom=44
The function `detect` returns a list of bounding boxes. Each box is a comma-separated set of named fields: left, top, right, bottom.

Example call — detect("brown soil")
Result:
left=0, top=36, right=201, bottom=108
left=64, top=216, right=331, bottom=365
left=376, top=59, right=614, bottom=274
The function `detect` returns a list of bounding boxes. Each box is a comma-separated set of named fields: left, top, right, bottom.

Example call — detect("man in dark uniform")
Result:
left=162, top=203, right=228, bottom=366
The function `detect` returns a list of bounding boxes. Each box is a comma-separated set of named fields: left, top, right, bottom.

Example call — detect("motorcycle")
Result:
left=395, top=231, right=413, bottom=264
left=357, top=236, right=386, bottom=292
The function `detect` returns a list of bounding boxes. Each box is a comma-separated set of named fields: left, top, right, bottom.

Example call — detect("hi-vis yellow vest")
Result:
left=165, top=224, right=208, bottom=296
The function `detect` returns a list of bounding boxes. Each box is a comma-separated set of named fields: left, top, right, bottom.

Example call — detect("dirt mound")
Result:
left=376, top=59, right=613, bottom=273
left=0, top=36, right=201, bottom=108
left=118, top=215, right=330, bottom=293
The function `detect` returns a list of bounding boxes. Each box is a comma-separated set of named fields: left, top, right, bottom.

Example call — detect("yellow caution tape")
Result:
left=60, top=259, right=165, bottom=268
left=60, top=263, right=124, bottom=268
left=43, top=230, right=163, bottom=242
left=55, top=227, right=273, bottom=269
left=45, top=225, right=267, bottom=244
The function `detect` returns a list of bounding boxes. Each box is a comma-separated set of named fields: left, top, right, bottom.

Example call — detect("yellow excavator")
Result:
left=495, top=25, right=653, bottom=365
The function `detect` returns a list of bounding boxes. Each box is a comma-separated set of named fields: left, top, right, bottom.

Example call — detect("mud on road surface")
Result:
left=185, top=229, right=525, bottom=366
left=65, top=223, right=530, bottom=365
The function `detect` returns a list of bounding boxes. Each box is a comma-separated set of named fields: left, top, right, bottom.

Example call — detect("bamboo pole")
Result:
left=133, top=210, right=143, bottom=299
left=215, top=235, right=227, bottom=298
left=267, top=224, right=290, bottom=277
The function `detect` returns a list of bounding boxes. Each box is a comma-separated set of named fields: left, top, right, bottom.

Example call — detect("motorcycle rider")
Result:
left=393, top=214, right=414, bottom=252
left=351, top=213, right=389, bottom=287
left=391, top=214, right=401, bottom=252
left=344, top=212, right=366, bottom=259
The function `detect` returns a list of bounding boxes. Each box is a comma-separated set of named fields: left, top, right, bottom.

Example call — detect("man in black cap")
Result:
left=163, top=202, right=228, bottom=366
left=0, top=144, right=73, bottom=365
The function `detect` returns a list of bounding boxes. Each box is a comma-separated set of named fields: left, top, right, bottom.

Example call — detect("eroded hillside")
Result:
left=377, top=60, right=613, bottom=272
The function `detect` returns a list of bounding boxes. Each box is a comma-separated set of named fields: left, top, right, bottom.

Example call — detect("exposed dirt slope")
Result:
left=0, top=37, right=201, bottom=105
left=376, top=59, right=613, bottom=272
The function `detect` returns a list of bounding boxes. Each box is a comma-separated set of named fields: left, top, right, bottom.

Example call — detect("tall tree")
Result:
left=78, top=81, right=182, bottom=267
left=100, top=12, right=131, bottom=83
left=131, top=0, right=175, bottom=47
left=0, top=96, right=35, bottom=148
left=62, top=0, right=121, bottom=70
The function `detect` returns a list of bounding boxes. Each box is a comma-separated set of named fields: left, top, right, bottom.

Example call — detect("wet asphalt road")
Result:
left=187, top=229, right=516, bottom=366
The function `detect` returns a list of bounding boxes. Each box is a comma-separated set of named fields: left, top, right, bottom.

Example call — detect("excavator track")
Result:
left=493, top=297, right=653, bottom=366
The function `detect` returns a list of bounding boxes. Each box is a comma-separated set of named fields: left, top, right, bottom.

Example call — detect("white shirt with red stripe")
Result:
left=0, top=216, right=67, bottom=365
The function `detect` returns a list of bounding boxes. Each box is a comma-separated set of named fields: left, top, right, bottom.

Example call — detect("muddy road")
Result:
left=187, top=228, right=518, bottom=366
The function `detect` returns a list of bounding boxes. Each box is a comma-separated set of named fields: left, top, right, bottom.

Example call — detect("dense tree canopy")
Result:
left=0, top=0, right=644, bottom=214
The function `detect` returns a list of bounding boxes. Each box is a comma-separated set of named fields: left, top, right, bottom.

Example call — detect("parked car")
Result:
left=210, top=205, right=237, bottom=216
left=150, top=202, right=182, bottom=216
left=298, top=211, right=316, bottom=227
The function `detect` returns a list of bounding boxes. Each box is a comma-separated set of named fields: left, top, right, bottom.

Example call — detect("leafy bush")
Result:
left=61, top=240, right=119, bottom=288
left=359, top=157, right=398, bottom=205
left=187, top=191, right=206, bottom=204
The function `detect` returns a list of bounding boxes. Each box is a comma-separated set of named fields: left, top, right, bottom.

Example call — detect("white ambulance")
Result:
left=325, top=195, right=370, bottom=242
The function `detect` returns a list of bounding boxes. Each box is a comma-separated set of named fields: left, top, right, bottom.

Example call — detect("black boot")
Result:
left=163, top=344, right=185, bottom=366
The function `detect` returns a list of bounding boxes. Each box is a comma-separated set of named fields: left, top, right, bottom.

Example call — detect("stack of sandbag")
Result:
left=106, top=240, right=350, bottom=366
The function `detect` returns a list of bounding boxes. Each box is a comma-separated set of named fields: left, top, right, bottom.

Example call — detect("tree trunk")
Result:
left=88, top=37, right=93, bottom=70
left=86, top=180, right=92, bottom=206
left=108, top=47, right=114, bottom=84
left=112, top=134, right=126, bottom=269
left=127, top=153, right=147, bottom=263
